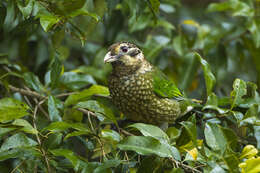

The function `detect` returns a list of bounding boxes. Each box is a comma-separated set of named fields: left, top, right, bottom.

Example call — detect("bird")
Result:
left=104, top=42, right=192, bottom=126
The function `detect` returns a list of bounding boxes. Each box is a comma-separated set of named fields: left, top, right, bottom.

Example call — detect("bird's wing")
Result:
left=152, top=67, right=183, bottom=99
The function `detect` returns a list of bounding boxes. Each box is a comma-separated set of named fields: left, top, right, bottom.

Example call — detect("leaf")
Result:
left=128, top=123, right=181, bottom=160
left=74, top=100, right=116, bottom=123
left=12, top=119, right=38, bottom=134
left=43, top=121, right=90, bottom=133
left=207, top=0, right=253, bottom=17
left=50, top=149, right=81, bottom=168
left=0, top=133, right=37, bottom=152
left=23, top=72, right=44, bottom=92
left=194, top=52, right=216, bottom=96
left=180, top=120, right=197, bottom=146
left=93, top=160, right=121, bottom=173
left=37, top=12, right=60, bottom=32
left=0, top=147, right=39, bottom=161
left=129, top=123, right=169, bottom=142
left=204, top=123, right=227, bottom=153
left=64, top=131, right=90, bottom=140
left=17, top=0, right=34, bottom=19
left=118, top=136, right=173, bottom=158
left=50, top=57, right=63, bottom=88
left=230, top=78, right=247, bottom=109
left=248, top=19, right=260, bottom=48
left=101, top=129, right=121, bottom=142
left=60, top=72, right=96, bottom=90
left=0, top=98, right=30, bottom=122
left=43, top=133, right=63, bottom=149
left=65, top=85, right=109, bottom=106
left=203, top=93, right=229, bottom=114
left=149, top=0, right=160, bottom=13
left=48, top=96, right=62, bottom=122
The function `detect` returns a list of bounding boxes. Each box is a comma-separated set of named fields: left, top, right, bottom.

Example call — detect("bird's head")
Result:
left=104, top=42, right=144, bottom=67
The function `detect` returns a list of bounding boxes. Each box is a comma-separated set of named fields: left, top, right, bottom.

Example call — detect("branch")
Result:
left=169, top=158, right=203, bottom=173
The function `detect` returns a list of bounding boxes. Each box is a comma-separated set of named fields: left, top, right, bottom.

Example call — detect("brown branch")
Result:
left=169, top=158, right=202, bottom=173
left=8, top=85, right=45, bottom=99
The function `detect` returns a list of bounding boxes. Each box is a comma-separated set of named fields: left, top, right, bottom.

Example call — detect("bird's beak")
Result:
left=104, top=51, right=120, bottom=63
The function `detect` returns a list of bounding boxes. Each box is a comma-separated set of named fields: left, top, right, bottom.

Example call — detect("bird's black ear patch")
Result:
left=129, top=49, right=141, bottom=57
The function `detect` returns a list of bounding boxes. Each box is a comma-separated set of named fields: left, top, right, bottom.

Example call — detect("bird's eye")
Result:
left=121, top=46, right=128, bottom=53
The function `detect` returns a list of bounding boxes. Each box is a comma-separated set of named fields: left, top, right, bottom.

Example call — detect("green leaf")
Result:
left=0, top=133, right=37, bottom=151
left=17, top=0, right=34, bottom=19
left=129, top=123, right=169, bottom=142
left=93, top=160, right=121, bottom=173
left=0, top=147, right=39, bottom=161
left=65, top=85, right=109, bottom=106
left=12, top=119, right=38, bottom=134
left=180, top=120, right=197, bottom=146
left=68, top=8, right=100, bottom=21
left=204, top=123, right=227, bottom=153
left=203, top=93, right=229, bottom=114
left=37, top=12, right=60, bottom=32
left=230, top=78, right=247, bottom=109
left=207, top=0, right=253, bottom=17
left=0, top=98, right=30, bottom=122
left=43, top=121, right=90, bottom=133
left=118, top=136, right=172, bottom=158
left=23, top=72, right=44, bottom=92
left=64, top=131, right=90, bottom=140
left=43, top=133, right=63, bottom=149
left=48, top=96, right=62, bottom=122
left=50, top=149, right=80, bottom=168
left=149, top=0, right=160, bottom=13
left=75, top=100, right=116, bottom=123
left=194, top=52, right=216, bottom=96
left=248, top=19, right=260, bottom=48
left=101, top=129, right=121, bottom=142
left=60, top=72, right=96, bottom=90
left=50, top=57, right=63, bottom=88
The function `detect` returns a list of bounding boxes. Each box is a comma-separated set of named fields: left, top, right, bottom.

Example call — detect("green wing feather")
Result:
left=152, top=67, right=183, bottom=99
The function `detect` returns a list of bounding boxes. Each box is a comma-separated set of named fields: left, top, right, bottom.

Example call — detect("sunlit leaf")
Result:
left=118, top=136, right=172, bottom=158
left=230, top=78, right=247, bottom=109
left=65, top=85, right=109, bottom=106
left=0, top=98, right=30, bottom=122
left=0, top=133, right=37, bottom=152
left=50, top=149, right=81, bottom=168
left=194, top=52, right=216, bottom=96
left=204, top=123, right=227, bottom=153
left=48, top=96, right=62, bottom=122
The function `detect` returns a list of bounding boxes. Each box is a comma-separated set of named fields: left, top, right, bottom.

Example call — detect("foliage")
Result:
left=0, top=0, right=260, bottom=172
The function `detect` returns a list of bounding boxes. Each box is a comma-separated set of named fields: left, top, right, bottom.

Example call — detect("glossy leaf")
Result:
left=0, top=133, right=37, bottom=151
left=230, top=78, right=247, bottom=109
left=204, top=123, right=227, bottom=153
left=48, top=96, right=62, bottom=122
left=118, top=136, right=172, bottom=158
left=65, top=85, right=109, bottom=106
left=0, top=98, right=30, bottom=122
left=194, top=52, right=216, bottom=96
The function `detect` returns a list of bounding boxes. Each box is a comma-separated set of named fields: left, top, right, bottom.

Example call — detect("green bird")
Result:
left=104, top=42, right=192, bottom=126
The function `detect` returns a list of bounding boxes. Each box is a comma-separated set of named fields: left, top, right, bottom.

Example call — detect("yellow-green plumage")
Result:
left=105, top=42, right=183, bottom=125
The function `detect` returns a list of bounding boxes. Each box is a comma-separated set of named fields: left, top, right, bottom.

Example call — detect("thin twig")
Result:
left=169, top=158, right=202, bottom=173
left=11, top=160, right=25, bottom=173
left=33, top=104, right=52, bottom=173
left=8, top=85, right=45, bottom=99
